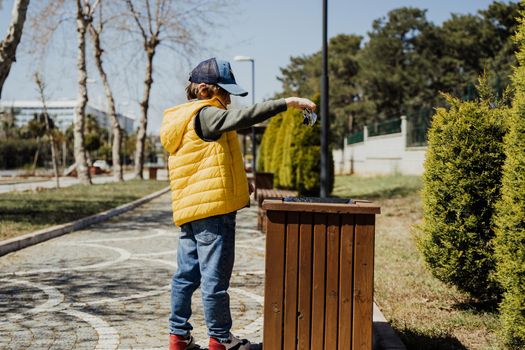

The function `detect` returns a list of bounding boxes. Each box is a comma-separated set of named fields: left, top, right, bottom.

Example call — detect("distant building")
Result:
left=0, top=100, right=134, bottom=134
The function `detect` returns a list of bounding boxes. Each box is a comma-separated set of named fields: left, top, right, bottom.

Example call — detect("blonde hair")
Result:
left=186, top=82, right=229, bottom=101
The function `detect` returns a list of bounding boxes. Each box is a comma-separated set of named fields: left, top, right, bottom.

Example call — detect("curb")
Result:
left=0, top=186, right=170, bottom=257
left=373, top=302, right=407, bottom=350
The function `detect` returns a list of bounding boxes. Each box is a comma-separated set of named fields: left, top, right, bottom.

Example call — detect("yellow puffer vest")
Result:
left=160, top=97, right=249, bottom=226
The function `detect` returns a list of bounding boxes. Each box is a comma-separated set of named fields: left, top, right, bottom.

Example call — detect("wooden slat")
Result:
left=352, top=214, right=375, bottom=350
left=324, top=214, right=341, bottom=350
left=283, top=212, right=299, bottom=350
left=310, top=213, right=327, bottom=350
left=264, top=210, right=286, bottom=350
left=338, top=215, right=355, bottom=350
left=262, top=200, right=381, bottom=215
left=297, top=213, right=313, bottom=350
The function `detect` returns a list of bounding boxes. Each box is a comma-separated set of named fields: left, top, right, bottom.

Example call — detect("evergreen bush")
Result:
left=270, top=113, right=290, bottom=187
left=0, top=138, right=41, bottom=169
left=278, top=109, right=303, bottom=189
left=256, top=134, right=266, bottom=171
left=258, top=94, right=334, bottom=195
left=257, top=113, right=282, bottom=171
left=493, top=11, right=525, bottom=348
left=417, top=91, right=507, bottom=301
left=294, top=113, right=334, bottom=196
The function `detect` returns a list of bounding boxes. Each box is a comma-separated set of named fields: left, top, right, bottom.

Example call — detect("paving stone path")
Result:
left=0, top=193, right=265, bottom=350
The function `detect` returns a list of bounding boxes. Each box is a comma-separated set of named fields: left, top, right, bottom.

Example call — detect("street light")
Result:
left=320, top=0, right=330, bottom=197
left=233, top=55, right=256, bottom=172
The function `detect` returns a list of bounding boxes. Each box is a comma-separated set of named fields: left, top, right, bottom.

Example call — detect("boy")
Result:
left=160, top=57, right=316, bottom=350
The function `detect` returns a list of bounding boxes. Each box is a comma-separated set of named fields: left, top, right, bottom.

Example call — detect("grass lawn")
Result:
left=333, top=175, right=503, bottom=350
left=0, top=180, right=169, bottom=241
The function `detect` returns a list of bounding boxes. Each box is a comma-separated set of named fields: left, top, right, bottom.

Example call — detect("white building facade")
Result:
left=0, top=100, right=134, bottom=134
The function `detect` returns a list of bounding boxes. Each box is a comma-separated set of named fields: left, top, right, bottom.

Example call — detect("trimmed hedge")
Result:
left=0, top=138, right=46, bottom=169
left=493, top=11, right=525, bottom=348
left=278, top=109, right=302, bottom=189
left=258, top=104, right=334, bottom=196
left=417, top=92, right=507, bottom=301
left=258, top=113, right=282, bottom=172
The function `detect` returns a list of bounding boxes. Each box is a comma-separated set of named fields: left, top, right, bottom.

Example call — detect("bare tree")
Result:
left=88, top=3, right=124, bottom=181
left=0, top=0, right=30, bottom=98
left=34, top=72, right=60, bottom=188
left=122, top=0, right=231, bottom=179
left=27, top=1, right=100, bottom=184
left=73, top=0, right=101, bottom=185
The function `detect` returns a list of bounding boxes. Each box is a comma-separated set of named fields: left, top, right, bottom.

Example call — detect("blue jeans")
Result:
left=169, top=212, right=236, bottom=341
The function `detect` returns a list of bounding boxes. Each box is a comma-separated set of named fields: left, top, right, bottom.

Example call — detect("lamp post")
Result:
left=233, top=55, right=256, bottom=173
left=320, top=0, right=330, bottom=197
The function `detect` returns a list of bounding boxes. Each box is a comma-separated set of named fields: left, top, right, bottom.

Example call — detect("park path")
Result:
left=0, top=193, right=265, bottom=349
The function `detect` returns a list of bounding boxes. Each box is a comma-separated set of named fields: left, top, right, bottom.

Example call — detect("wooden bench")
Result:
left=254, top=172, right=274, bottom=197
left=256, top=188, right=297, bottom=232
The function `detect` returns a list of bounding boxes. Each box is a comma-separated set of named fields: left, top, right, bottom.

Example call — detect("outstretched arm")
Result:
left=196, top=97, right=317, bottom=141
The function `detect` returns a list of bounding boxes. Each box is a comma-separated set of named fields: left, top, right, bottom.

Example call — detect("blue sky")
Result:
left=0, top=0, right=508, bottom=133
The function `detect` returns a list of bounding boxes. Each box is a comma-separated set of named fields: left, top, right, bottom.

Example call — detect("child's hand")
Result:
left=285, top=97, right=317, bottom=111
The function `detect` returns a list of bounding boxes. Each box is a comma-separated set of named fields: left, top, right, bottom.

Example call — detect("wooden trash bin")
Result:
left=148, top=166, right=159, bottom=180
left=262, top=198, right=381, bottom=350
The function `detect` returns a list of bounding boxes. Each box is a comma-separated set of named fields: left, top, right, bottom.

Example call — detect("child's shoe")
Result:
left=209, top=333, right=251, bottom=350
left=169, top=334, right=199, bottom=350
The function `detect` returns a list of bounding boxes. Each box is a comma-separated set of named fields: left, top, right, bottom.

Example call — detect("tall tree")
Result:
left=34, top=72, right=60, bottom=188
left=327, top=34, right=364, bottom=147
left=73, top=0, right=100, bottom=185
left=277, top=34, right=363, bottom=148
left=357, top=7, right=438, bottom=121
left=124, top=0, right=158, bottom=179
left=122, top=0, right=232, bottom=179
left=88, top=2, right=124, bottom=181
left=0, top=0, right=30, bottom=98
left=479, top=1, right=520, bottom=96
left=28, top=0, right=100, bottom=184
left=494, top=5, right=525, bottom=347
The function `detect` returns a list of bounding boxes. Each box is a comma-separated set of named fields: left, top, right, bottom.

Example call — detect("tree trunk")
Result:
left=37, top=94, right=60, bottom=187
left=89, top=25, right=123, bottom=182
left=62, top=140, right=67, bottom=168
left=35, top=72, right=60, bottom=188
left=134, top=46, right=156, bottom=179
left=74, top=1, right=92, bottom=185
left=31, top=137, right=40, bottom=176
left=0, top=0, right=30, bottom=99
left=46, top=122, right=60, bottom=188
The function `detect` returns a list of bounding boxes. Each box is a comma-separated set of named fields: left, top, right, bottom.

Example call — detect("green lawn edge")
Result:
left=0, top=180, right=169, bottom=241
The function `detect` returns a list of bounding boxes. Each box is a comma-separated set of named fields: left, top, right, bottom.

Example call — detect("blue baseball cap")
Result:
left=189, top=57, right=248, bottom=97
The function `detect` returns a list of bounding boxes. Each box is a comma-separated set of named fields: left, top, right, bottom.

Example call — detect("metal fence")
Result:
left=407, top=108, right=433, bottom=147
left=345, top=110, right=434, bottom=147
left=367, top=117, right=401, bottom=137
left=347, top=129, right=364, bottom=145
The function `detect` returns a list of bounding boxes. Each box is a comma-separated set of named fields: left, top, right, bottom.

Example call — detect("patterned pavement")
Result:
left=0, top=193, right=265, bottom=349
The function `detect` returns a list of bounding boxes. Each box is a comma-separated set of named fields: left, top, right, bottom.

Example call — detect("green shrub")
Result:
left=0, top=138, right=43, bottom=169
left=417, top=92, right=507, bottom=301
left=278, top=109, right=303, bottom=189
left=493, top=13, right=525, bottom=348
left=270, top=113, right=290, bottom=187
left=257, top=113, right=282, bottom=171
left=295, top=115, right=334, bottom=196
left=257, top=133, right=267, bottom=171
left=258, top=94, right=334, bottom=195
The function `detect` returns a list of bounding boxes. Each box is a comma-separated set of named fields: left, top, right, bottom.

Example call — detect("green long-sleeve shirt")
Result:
left=195, top=98, right=288, bottom=141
